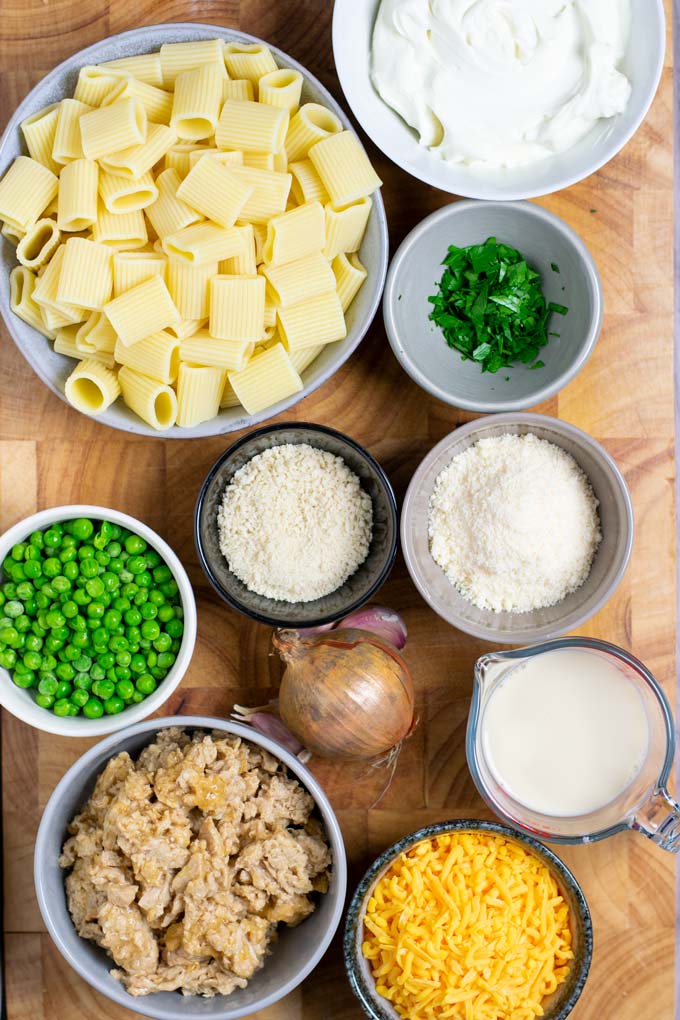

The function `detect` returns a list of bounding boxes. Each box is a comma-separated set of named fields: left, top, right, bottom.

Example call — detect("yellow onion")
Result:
left=273, top=628, right=417, bottom=762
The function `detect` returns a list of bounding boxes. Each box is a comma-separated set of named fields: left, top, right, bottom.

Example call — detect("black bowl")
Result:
left=194, top=422, right=399, bottom=628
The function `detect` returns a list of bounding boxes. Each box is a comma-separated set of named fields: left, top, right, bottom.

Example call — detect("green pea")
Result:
left=124, top=534, right=146, bottom=556
left=103, top=609, right=121, bottom=630
left=38, top=676, right=58, bottom=696
left=124, top=607, right=142, bottom=627
left=129, top=653, right=146, bottom=674
left=29, top=531, right=44, bottom=549
left=25, top=634, right=43, bottom=652
left=82, top=697, right=104, bottom=719
left=121, top=581, right=137, bottom=598
left=51, top=576, right=71, bottom=594
left=11, top=543, right=26, bottom=561
left=61, top=600, right=79, bottom=619
left=23, top=651, right=42, bottom=671
left=116, top=679, right=135, bottom=701
left=0, top=627, right=19, bottom=647
left=166, top=618, right=183, bottom=638
left=24, top=599, right=38, bottom=617
left=69, top=615, right=87, bottom=633
left=115, top=649, right=132, bottom=668
left=109, top=636, right=128, bottom=653
left=70, top=689, right=89, bottom=708
left=15, top=582, right=34, bottom=602
left=44, top=635, right=63, bottom=653
left=145, top=549, right=161, bottom=568
left=52, top=626, right=69, bottom=641
left=85, top=578, right=105, bottom=599
left=59, top=547, right=77, bottom=564
left=23, top=559, right=42, bottom=580
left=14, top=615, right=30, bottom=634
left=80, top=558, right=99, bottom=579
left=113, top=597, right=131, bottom=613
left=73, top=672, right=92, bottom=691
left=63, top=561, right=79, bottom=581
left=92, top=679, right=115, bottom=700
left=2, top=582, right=17, bottom=599
left=127, top=626, right=141, bottom=646
left=131, top=690, right=144, bottom=703
left=72, top=589, right=90, bottom=606
left=150, top=666, right=165, bottom=680
left=136, top=674, right=156, bottom=696
left=136, top=572, right=152, bottom=589
left=88, top=664, right=104, bottom=682
left=55, top=662, right=75, bottom=682
left=107, top=541, right=121, bottom=558
left=109, top=557, right=125, bottom=575
left=133, top=588, right=148, bottom=606
left=42, top=654, right=57, bottom=671
left=156, top=604, right=173, bottom=622
left=103, top=695, right=125, bottom=714
left=55, top=680, right=73, bottom=698
left=97, top=652, right=115, bottom=670
left=140, top=620, right=160, bottom=641
left=53, top=698, right=72, bottom=717
left=161, top=580, right=178, bottom=599
left=45, top=610, right=64, bottom=630
left=145, top=651, right=157, bottom=668
left=87, top=603, right=105, bottom=620
left=69, top=518, right=94, bottom=541
left=71, top=631, right=90, bottom=649
left=43, top=558, right=61, bottom=578
left=4, top=601, right=23, bottom=619
left=152, top=565, right=172, bottom=585
left=140, top=602, right=157, bottom=620
left=153, top=633, right=172, bottom=653
left=35, top=693, right=54, bottom=708
left=43, top=529, right=61, bottom=549
left=157, top=652, right=175, bottom=670
left=0, top=649, right=17, bottom=669
left=101, top=571, right=119, bottom=593
left=115, top=666, right=131, bottom=682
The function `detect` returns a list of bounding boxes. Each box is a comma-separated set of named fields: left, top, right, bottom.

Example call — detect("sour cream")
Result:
left=371, top=0, right=632, bottom=169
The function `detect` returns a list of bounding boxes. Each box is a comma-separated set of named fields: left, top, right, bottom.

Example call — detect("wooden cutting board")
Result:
left=0, top=2, right=675, bottom=1018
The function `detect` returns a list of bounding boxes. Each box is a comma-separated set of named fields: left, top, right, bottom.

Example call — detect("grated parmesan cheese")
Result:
left=428, top=433, right=601, bottom=613
left=217, top=442, right=373, bottom=602
left=362, top=831, right=574, bottom=1020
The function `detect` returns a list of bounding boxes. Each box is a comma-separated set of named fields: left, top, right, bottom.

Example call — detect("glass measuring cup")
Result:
left=466, top=637, right=680, bottom=851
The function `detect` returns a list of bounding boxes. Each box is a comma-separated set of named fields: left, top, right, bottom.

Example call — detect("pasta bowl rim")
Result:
left=343, top=819, right=593, bottom=1020
left=400, top=412, right=634, bottom=643
left=332, top=0, right=666, bottom=200
left=34, top=714, right=348, bottom=1020
left=194, top=421, right=399, bottom=628
left=0, top=21, right=389, bottom=438
left=0, top=504, right=197, bottom=736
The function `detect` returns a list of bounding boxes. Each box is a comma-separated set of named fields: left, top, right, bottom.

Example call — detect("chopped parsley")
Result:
left=427, top=237, right=568, bottom=375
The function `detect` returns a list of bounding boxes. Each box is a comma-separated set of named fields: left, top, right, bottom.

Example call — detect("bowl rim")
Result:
left=194, top=421, right=399, bottom=628
left=400, top=412, right=634, bottom=643
left=343, top=818, right=593, bottom=1020
left=383, top=199, right=604, bottom=413
left=34, top=714, right=349, bottom=1020
left=331, top=0, right=666, bottom=200
left=0, top=504, right=197, bottom=736
left=0, top=21, right=389, bottom=439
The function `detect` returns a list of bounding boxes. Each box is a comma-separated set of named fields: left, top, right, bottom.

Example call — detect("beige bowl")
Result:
left=400, top=413, right=634, bottom=643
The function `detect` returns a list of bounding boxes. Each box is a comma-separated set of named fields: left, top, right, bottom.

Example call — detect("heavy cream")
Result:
left=481, top=648, right=649, bottom=817
left=371, top=0, right=632, bottom=169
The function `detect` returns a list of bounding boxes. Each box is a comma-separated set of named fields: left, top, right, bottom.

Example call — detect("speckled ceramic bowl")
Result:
left=194, top=422, right=398, bottom=628
left=344, top=820, right=592, bottom=1020
left=0, top=23, right=388, bottom=438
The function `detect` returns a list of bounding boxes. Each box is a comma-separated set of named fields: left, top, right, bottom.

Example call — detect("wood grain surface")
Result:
left=0, top=2, right=676, bottom=1019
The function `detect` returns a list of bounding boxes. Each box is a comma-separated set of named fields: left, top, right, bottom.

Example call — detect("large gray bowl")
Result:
left=401, top=413, right=634, bottom=644
left=34, top=716, right=347, bottom=1020
left=384, top=201, right=602, bottom=412
left=0, top=23, right=388, bottom=438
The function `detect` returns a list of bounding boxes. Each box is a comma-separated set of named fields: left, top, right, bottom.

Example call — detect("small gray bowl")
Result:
left=384, top=201, right=602, bottom=412
left=34, top=715, right=347, bottom=1020
left=0, top=23, right=388, bottom=438
left=195, top=422, right=398, bottom=629
left=344, top=820, right=592, bottom=1020
left=401, top=413, right=633, bottom=644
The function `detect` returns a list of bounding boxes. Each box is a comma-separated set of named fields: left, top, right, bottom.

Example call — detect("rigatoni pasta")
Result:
left=0, top=36, right=382, bottom=429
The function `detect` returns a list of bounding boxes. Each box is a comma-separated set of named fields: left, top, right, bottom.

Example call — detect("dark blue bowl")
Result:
left=344, top=819, right=593, bottom=1020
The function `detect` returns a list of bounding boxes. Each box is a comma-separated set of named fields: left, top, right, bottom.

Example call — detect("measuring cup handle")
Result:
left=632, top=788, right=680, bottom=852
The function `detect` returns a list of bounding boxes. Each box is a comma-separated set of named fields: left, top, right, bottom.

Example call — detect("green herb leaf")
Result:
left=428, top=237, right=568, bottom=375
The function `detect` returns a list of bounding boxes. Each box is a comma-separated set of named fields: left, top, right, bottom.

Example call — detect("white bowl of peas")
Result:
left=0, top=505, right=196, bottom=735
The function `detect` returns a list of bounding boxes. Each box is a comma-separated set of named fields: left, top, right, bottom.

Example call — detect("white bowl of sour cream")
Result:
left=332, top=0, right=665, bottom=200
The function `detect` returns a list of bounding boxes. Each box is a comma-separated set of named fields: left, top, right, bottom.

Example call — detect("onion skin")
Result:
left=339, top=606, right=407, bottom=650
left=273, top=628, right=416, bottom=762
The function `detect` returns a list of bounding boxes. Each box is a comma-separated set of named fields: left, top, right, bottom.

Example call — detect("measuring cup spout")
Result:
left=632, top=788, right=680, bottom=853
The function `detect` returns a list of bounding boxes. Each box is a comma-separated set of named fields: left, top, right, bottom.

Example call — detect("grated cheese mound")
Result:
left=217, top=442, right=373, bottom=602
left=362, top=832, right=574, bottom=1020
left=427, top=433, right=601, bottom=613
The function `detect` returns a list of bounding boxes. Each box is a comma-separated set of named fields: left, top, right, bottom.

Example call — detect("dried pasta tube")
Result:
left=171, top=65, right=223, bottom=141
left=16, top=219, right=60, bottom=270
left=65, top=358, right=121, bottom=415
left=58, top=159, right=99, bottom=232
left=176, top=363, right=225, bottom=428
left=258, top=69, right=303, bottom=113
left=118, top=366, right=178, bottom=431
left=285, top=103, right=343, bottom=163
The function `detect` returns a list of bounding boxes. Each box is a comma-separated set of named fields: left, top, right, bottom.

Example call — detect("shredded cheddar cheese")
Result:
left=362, top=832, right=573, bottom=1020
